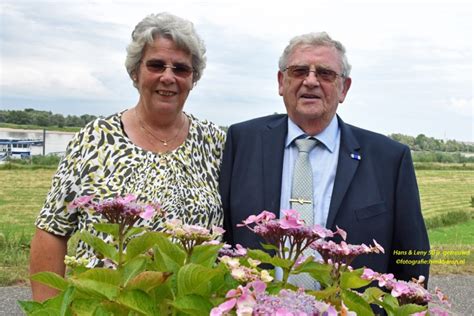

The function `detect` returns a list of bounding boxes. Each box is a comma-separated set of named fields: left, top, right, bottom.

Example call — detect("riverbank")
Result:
left=0, top=127, right=76, bottom=135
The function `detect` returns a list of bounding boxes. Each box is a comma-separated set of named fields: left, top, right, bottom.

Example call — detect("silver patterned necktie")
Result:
left=291, top=138, right=318, bottom=225
left=289, top=137, right=318, bottom=289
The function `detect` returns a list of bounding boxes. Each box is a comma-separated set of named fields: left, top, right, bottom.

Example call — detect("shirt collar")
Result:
left=285, top=115, right=339, bottom=153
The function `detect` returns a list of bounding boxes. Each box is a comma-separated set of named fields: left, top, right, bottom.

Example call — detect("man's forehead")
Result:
left=288, top=44, right=339, bottom=64
left=290, top=44, right=337, bottom=55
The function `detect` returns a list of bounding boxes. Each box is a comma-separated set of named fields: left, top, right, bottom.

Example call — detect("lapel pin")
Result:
left=350, top=153, right=361, bottom=161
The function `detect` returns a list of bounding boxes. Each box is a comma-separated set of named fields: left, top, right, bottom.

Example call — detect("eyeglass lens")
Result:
left=144, top=60, right=193, bottom=77
left=286, top=65, right=340, bottom=82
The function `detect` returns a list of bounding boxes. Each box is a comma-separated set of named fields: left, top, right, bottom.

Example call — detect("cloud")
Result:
left=0, top=0, right=472, bottom=141
left=447, top=98, right=474, bottom=117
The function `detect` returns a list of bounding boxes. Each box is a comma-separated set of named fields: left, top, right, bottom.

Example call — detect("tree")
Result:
left=35, top=112, right=50, bottom=126
left=51, top=114, right=65, bottom=127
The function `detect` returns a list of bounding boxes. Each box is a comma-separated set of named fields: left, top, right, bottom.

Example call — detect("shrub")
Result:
left=425, top=210, right=472, bottom=229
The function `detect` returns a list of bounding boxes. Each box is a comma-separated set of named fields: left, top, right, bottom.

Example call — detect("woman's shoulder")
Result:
left=84, top=112, right=122, bottom=131
left=65, top=112, right=124, bottom=152
left=72, top=112, right=122, bottom=139
left=188, top=114, right=226, bottom=143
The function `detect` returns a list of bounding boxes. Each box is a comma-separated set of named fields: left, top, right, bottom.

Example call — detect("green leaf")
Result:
left=70, top=266, right=88, bottom=276
left=151, top=283, right=174, bottom=304
left=30, top=272, right=69, bottom=291
left=171, top=294, right=213, bottom=316
left=29, top=307, right=59, bottom=316
left=208, top=264, right=232, bottom=294
left=18, top=300, right=44, bottom=314
left=189, top=244, right=222, bottom=267
left=76, top=268, right=121, bottom=285
left=124, top=227, right=147, bottom=240
left=42, top=292, right=70, bottom=312
left=78, top=231, right=118, bottom=262
left=71, top=300, right=126, bottom=316
left=116, top=289, right=157, bottom=315
left=383, top=293, right=400, bottom=311
left=59, top=286, right=75, bottom=316
left=152, top=235, right=186, bottom=272
left=125, top=271, right=171, bottom=292
left=125, top=232, right=163, bottom=261
left=71, top=269, right=121, bottom=300
left=395, top=304, right=427, bottom=316
left=341, top=288, right=374, bottom=316
left=93, top=223, right=119, bottom=240
left=247, top=249, right=292, bottom=269
left=121, top=256, right=147, bottom=286
left=177, top=263, right=221, bottom=296
left=340, top=268, right=372, bottom=289
left=21, top=292, right=73, bottom=315
left=92, top=305, right=113, bottom=316
left=260, top=243, right=280, bottom=252
left=70, top=299, right=102, bottom=316
left=362, top=286, right=386, bottom=304
left=292, top=261, right=333, bottom=287
left=97, top=302, right=129, bottom=316
left=309, top=285, right=338, bottom=301
left=207, top=266, right=239, bottom=295
left=71, top=279, right=120, bottom=300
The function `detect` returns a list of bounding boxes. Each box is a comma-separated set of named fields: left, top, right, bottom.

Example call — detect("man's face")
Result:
left=278, top=44, right=351, bottom=130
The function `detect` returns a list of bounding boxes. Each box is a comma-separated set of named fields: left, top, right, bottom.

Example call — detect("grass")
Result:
left=429, top=219, right=474, bottom=245
left=0, top=231, right=31, bottom=285
left=414, top=162, right=474, bottom=170
left=416, top=169, right=474, bottom=220
left=428, top=219, right=474, bottom=274
left=0, top=169, right=54, bottom=285
left=0, top=167, right=472, bottom=285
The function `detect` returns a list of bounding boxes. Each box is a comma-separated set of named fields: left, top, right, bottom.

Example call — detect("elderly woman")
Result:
left=30, top=12, right=225, bottom=301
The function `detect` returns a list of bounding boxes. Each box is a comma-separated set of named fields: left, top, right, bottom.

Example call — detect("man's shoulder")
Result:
left=343, top=121, right=408, bottom=152
left=228, top=114, right=287, bottom=132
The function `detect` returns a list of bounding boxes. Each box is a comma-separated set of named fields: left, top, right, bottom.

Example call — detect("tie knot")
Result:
left=295, top=138, right=318, bottom=153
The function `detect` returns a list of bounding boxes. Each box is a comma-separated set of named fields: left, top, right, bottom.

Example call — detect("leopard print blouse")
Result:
left=35, top=111, right=226, bottom=263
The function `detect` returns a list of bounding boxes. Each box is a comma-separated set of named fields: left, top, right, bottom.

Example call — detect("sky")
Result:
left=1, top=0, right=473, bottom=141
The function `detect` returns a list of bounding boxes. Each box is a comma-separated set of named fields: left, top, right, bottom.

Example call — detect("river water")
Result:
left=0, top=128, right=75, bottom=155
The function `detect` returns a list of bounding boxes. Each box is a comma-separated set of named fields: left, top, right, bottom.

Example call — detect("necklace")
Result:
left=134, top=108, right=186, bottom=147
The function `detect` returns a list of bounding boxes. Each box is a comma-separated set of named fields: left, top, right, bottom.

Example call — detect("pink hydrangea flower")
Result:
left=280, top=209, right=305, bottom=229
left=210, top=297, right=237, bottom=316
left=139, top=205, right=156, bottom=220
left=68, top=195, right=94, bottom=210
left=253, top=288, right=337, bottom=315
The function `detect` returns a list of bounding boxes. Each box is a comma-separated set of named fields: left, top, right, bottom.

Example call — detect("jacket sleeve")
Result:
left=389, top=146, right=431, bottom=285
left=220, top=126, right=235, bottom=245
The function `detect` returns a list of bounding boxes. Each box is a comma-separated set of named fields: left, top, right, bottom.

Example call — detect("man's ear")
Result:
left=278, top=71, right=284, bottom=96
left=339, top=77, right=352, bottom=103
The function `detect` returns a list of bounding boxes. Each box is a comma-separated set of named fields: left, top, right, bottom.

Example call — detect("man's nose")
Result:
left=303, top=70, right=320, bottom=87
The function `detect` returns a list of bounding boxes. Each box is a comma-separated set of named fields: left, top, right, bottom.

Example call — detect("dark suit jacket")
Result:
left=220, top=114, right=430, bottom=283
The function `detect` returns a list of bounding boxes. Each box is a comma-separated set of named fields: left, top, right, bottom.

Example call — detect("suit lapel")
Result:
left=326, top=116, right=361, bottom=229
left=262, top=115, right=288, bottom=215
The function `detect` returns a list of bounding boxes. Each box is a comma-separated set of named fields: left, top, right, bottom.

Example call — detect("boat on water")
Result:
left=0, top=138, right=44, bottom=160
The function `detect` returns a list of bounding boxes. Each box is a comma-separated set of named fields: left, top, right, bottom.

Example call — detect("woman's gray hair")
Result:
left=125, top=12, right=207, bottom=87
left=278, top=32, right=351, bottom=77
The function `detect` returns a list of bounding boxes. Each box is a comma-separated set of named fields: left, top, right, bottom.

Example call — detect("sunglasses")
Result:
left=144, top=60, right=194, bottom=78
left=284, top=65, right=344, bottom=82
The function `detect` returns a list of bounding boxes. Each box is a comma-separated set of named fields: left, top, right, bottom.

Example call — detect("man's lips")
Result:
left=300, top=93, right=321, bottom=99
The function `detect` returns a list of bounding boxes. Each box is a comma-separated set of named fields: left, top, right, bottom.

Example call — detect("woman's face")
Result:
left=135, top=36, right=194, bottom=116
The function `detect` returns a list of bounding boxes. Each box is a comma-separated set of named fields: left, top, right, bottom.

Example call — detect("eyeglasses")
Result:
left=284, top=65, right=344, bottom=82
left=144, top=60, right=194, bottom=78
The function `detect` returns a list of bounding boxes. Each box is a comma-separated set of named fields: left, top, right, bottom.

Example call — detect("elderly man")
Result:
left=219, top=32, right=430, bottom=286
